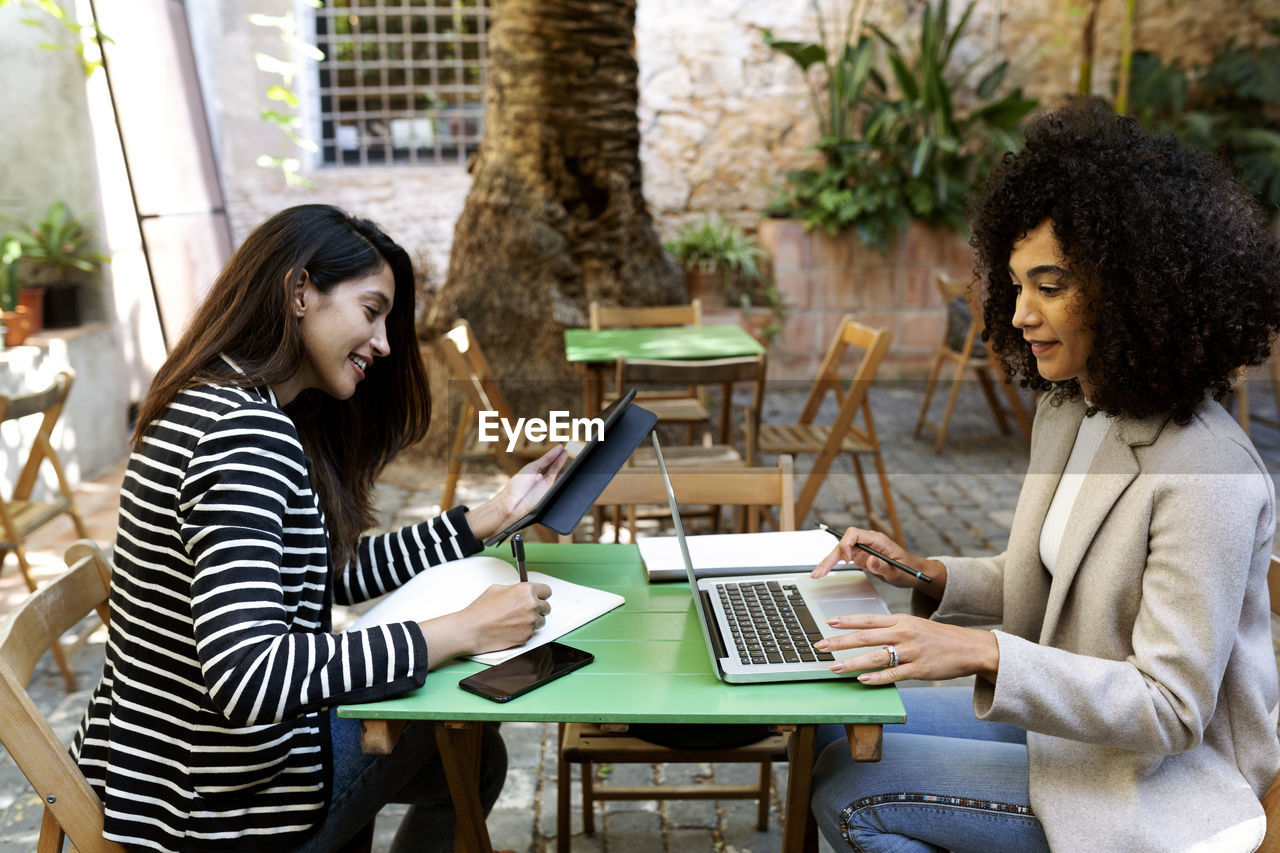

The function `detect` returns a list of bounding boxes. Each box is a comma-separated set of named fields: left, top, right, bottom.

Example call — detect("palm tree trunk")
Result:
left=428, top=0, right=683, bottom=417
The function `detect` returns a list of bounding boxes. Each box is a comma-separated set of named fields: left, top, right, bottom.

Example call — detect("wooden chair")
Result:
left=1230, top=355, right=1280, bottom=438
left=914, top=273, right=1033, bottom=453
left=434, top=319, right=558, bottom=510
left=611, top=353, right=768, bottom=538
left=589, top=300, right=711, bottom=443
left=0, top=370, right=91, bottom=690
left=756, top=315, right=904, bottom=542
left=557, top=457, right=796, bottom=850
left=0, top=539, right=125, bottom=853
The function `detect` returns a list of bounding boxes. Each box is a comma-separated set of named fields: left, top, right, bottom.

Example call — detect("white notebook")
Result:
left=348, top=555, right=625, bottom=664
left=637, top=529, right=838, bottom=581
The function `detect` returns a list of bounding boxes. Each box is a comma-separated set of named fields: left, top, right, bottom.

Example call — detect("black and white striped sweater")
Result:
left=73, top=377, right=480, bottom=852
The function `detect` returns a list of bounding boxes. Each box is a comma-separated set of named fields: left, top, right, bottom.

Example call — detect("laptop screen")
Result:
left=649, top=432, right=723, bottom=670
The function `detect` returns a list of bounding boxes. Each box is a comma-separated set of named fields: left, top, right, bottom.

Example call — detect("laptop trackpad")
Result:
left=814, top=596, right=887, bottom=622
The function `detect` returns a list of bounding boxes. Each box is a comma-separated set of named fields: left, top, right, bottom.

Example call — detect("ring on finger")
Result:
left=882, top=644, right=898, bottom=669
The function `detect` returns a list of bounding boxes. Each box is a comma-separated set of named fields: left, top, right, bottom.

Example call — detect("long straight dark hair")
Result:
left=134, top=204, right=430, bottom=569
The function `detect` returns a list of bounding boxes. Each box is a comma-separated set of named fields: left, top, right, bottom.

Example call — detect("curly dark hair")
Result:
left=969, top=96, right=1280, bottom=423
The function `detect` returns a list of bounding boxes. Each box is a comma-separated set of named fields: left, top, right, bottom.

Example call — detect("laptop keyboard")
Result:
left=715, top=580, right=836, bottom=666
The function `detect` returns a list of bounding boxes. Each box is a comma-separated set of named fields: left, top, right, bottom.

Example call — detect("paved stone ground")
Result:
left=4, top=377, right=1279, bottom=851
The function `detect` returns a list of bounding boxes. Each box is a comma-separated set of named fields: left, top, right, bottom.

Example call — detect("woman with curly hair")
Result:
left=808, top=97, right=1280, bottom=852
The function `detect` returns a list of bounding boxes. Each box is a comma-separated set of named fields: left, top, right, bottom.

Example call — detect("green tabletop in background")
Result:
left=563, top=324, right=764, bottom=365
left=339, top=543, right=905, bottom=726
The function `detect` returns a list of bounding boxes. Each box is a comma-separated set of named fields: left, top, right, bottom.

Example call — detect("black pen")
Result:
left=814, top=522, right=933, bottom=584
left=512, top=533, right=528, bottom=583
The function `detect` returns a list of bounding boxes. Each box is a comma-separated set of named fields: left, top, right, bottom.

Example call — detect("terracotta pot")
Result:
left=684, top=262, right=726, bottom=309
left=17, top=286, right=42, bottom=332
left=3, top=306, right=34, bottom=347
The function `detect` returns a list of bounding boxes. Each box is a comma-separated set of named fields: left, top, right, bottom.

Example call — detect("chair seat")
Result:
left=757, top=423, right=875, bottom=455
left=628, top=444, right=744, bottom=466
left=605, top=394, right=709, bottom=424
left=0, top=498, right=74, bottom=546
left=562, top=723, right=790, bottom=765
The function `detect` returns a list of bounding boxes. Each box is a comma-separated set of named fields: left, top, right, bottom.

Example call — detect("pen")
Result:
left=813, top=522, right=933, bottom=584
left=512, top=533, right=528, bottom=583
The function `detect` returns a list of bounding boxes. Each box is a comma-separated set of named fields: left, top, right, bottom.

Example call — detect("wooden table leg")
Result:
left=781, top=723, right=818, bottom=853
left=358, top=719, right=406, bottom=756
left=434, top=721, right=492, bottom=853
left=845, top=723, right=883, bottom=762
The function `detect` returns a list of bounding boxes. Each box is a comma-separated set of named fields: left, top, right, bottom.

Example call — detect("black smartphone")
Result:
left=458, top=642, right=594, bottom=703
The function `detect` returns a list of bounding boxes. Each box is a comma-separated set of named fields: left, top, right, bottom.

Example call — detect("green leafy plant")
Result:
left=2, top=201, right=109, bottom=286
left=1124, top=27, right=1280, bottom=212
left=0, top=0, right=111, bottom=75
left=249, top=2, right=324, bottom=188
left=765, top=0, right=1037, bottom=252
left=663, top=215, right=766, bottom=294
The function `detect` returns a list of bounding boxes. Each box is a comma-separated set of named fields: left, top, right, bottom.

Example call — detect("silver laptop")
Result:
left=650, top=433, right=890, bottom=684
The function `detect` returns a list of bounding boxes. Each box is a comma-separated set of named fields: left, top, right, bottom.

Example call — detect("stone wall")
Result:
left=760, top=219, right=972, bottom=381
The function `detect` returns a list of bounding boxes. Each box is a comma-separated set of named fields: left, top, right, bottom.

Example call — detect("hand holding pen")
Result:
left=813, top=522, right=934, bottom=584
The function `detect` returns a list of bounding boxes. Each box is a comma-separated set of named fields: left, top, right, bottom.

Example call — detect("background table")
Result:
left=564, top=324, right=764, bottom=414
left=340, top=543, right=905, bottom=852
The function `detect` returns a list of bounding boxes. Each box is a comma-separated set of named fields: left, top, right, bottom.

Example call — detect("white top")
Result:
left=1039, top=409, right=1113, bottom=573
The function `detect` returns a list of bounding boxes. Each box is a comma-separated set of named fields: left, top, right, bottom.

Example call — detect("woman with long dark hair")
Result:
left=809, top=99, right=1280, bottom=851
left=74, top=204, right=567, bottom=852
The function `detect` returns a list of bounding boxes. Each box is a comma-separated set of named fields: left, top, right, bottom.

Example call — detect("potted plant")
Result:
left=2, top=201, right=109, bottom=329
left=663, top=215, right=766, bottom=309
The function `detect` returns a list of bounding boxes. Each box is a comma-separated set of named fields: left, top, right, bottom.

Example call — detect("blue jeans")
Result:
left=290, top=711, right=507, bottom=853
left=811, top=686, right=1050, bottom=853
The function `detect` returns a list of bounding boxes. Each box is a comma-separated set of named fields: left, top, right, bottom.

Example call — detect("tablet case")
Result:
left=483, top=390, right=658, bottom=546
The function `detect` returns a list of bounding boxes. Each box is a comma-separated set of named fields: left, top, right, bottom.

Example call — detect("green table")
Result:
left=564, top=324, right=765, bottom=414
left=340, top=543, right=905, bottom=852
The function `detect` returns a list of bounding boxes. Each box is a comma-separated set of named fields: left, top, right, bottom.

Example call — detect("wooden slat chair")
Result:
left=433, top=319, right=558, bottom=510
left=914, top=273, right=1033, bottom=453
left=557, top=458, right=795, bottom=850
left=756, top=315, right=904, bottom=542
left=1258, top=555, right=1280, bottom=852
left=0, top=539, right=125, bottom=853
left=589, top=300, right=711, bottom=443
left=1230, top=355, right=1280, bottom=438
left=612, top=353, right=768, bottom=538
left=0, top=370, right=91, bottom=690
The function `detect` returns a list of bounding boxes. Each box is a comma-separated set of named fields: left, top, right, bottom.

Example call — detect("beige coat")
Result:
left=916, top=394, right=1280, bottom=852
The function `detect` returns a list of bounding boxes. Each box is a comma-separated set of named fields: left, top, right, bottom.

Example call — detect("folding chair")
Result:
left=609, top=353, right=767, bottom=538
left=914, top=273, right=1033, bottom=453
left=557, top=457, right=796, bottom=850
left=0, top=539, right=125, bottom=853
left=433, top=320, right=558, bottom=510
left=0, top=370, right=91, bottom=690
left=1230, top=354, right=1280, bottom=438
left=589, top=300, right=711, bottom=443
left=756, top=315, right=903, bottom=542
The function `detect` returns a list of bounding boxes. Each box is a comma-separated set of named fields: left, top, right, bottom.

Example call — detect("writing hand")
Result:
left=814, top=612, right=999, bottom=685
left=419, top=582, right=553, bottom=666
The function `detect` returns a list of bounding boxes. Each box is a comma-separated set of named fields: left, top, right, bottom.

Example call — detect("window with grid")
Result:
left=315, top=0, right=488, bottom=166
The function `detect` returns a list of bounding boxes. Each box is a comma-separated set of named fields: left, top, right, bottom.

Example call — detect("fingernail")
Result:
left=857, top=674, right=871, bottom=683
left=814, top=640, right=828, bottom=651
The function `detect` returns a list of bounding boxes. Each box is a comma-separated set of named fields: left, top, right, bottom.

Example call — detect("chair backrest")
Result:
left=934, top=272, right=988, bottom=356
left=434, top=319, right=518, bottom=424
left=617, top=353, right=767, bottom=456
left=589, top=300, right=702, bottom=331
left=0, top=540, right=124, bottom=853
left=796, top=315, right=892, bottom=428
left=592, top=456, right=796, bottom=532
left=0, top=370, right=76, bottom=503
